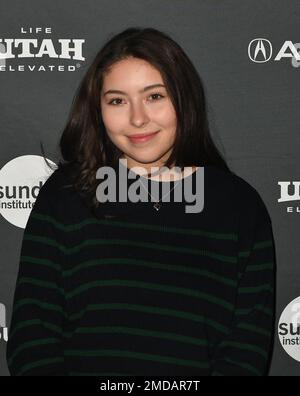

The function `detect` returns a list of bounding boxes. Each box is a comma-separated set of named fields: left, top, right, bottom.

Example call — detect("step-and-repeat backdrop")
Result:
left=0, top=0, right=299, bottom=376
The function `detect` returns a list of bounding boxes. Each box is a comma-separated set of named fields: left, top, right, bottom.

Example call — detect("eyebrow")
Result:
left=102, top=84, right=166, bottom=96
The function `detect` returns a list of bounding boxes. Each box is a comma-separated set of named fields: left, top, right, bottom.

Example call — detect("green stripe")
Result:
left=62, top=257, right=238, bottom=287
left=219, top=341, right=268, bottom=359
left=9, top=319, right=62, bottom=340
left=238, top=262, right=274, bottom=278
left=16, top=357, right=64, bottom=376
left=8, top=338, right=60, bottom=367
left=236, top=304, right=273, bottom=317
left=239, top=240, right=273, bottom=259
left=11, top=300, right=229, bottom=336
left=23, top=234, right=66, bottom=252
left=64, top=349, right=210, bottom=369
left=65, top=279, right=234, bottom=311
left=238, top=284, right=274, bottom=294
left=20, top=256, right=61, bottom=272
left=237, top=323, right=271, bottom=338
left=13, top=298, right=67, bottom=318
left=24, top=234, right=237, bottom=263
left=222, top=358, right=261, bottom=376
left=31, top=212, right=238, bottom=241
left=245, top=262, right=274, bottom=272
left=20, top=255, right=238, bottom=288
left=17, top=277, right=64, bottom=296
left=15, top=275, right=234, bottom=312
left=238, top=251, right=251, bottom=258
left=68, top=303, right=229, bottom=335
left=64, top=325, right=208, bottom=347
left=254, top=240, right=273, bottom=249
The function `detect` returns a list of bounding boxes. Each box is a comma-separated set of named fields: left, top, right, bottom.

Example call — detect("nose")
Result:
left=130, top=101, right=150, bottom=127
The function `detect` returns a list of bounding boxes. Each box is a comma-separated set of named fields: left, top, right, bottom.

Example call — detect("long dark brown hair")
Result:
left=43, top=27, right=231, bottom=214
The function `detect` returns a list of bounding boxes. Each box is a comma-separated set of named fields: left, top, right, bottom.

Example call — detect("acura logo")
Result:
left=248, top=38, right=300, bottom=64
left=248, top=38, right=272, bottom=63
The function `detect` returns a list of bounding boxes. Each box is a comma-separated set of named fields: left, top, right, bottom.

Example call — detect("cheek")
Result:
left=101, top=106, right=126, bottom=133
left=151, top=102, right=177, bottom=127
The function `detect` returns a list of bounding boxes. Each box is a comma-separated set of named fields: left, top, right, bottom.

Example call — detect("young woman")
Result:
left=6, top=27, right=276, bottom=376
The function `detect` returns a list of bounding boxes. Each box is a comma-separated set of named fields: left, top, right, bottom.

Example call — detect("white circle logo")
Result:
left=278, top=296, right=300, bottom=362
left=248, top=38, right=273, bottom=63
left=0, top=155, right=57, bottom=229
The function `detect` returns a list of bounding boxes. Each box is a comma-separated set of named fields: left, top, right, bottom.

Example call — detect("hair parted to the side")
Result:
left=42, top=27, right=231, bottom=215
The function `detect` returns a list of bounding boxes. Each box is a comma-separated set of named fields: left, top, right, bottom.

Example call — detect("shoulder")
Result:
left=37, top=163, right=76, bottom=199
left=206, top=165, right=271, bottom=223
left=32, top=162, right=83, bottom=220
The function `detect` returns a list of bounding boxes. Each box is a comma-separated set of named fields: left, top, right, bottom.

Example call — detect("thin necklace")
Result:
left=138, top=176, right=181, bottom=211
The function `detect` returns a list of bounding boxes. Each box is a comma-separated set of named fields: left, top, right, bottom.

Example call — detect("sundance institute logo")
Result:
left=0, top=303, right=8, bottom=343
left=278, top=296, right=300, bottom=362
left=0, top=155, right=56, bottom=228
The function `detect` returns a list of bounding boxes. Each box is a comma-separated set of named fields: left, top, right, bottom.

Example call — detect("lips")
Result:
left=128, top=130, right=160, bottom=143
left=129, top=131, right=159, bottom=138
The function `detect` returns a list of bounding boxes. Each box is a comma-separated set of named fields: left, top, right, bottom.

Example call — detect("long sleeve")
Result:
left=6, top=175, right=68, bottom=376
left=210, top=189, right=276, bottom=376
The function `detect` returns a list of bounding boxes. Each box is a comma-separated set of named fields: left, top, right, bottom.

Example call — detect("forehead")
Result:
left=102, top=57, right=164, bottom=88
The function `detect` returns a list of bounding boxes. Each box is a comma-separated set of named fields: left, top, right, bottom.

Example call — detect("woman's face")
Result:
left=100, top=57, right=177, bottom=173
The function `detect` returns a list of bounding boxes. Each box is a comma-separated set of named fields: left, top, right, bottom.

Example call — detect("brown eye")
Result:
left=149, top=93, right=164, bottom=101
left=108, top=98, right=123, bottom=105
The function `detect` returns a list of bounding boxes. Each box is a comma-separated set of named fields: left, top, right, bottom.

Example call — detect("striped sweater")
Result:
left=6, top=162, right=276, bottom=376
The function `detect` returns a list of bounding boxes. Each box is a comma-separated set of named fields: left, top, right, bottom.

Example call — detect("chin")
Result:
left=135, top=154, right=164, bottom=164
